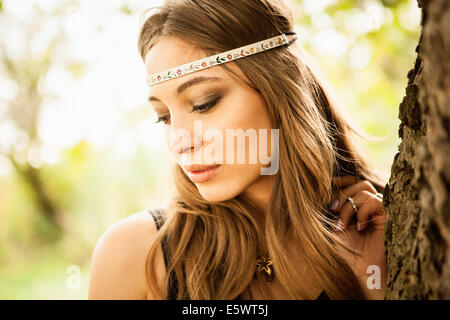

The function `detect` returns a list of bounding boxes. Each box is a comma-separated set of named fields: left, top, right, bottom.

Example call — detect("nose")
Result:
left=168, top=118, right=203, bottom=160
left=179, top=134, right=202, bottom=154
left=174, top=134, right=202, bottom=164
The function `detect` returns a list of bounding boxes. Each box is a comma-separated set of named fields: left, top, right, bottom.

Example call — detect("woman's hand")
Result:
left=330, top=175, right=387, bottom=300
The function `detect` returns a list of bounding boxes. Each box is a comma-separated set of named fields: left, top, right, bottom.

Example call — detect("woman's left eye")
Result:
left=191, top=96, right=221, bottom=113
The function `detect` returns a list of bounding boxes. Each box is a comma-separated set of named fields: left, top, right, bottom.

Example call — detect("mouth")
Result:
left=184, top=164, right=222, bottom=183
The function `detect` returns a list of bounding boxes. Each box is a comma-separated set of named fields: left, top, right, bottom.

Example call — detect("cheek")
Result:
left=212, top=91, right=272, bottom=131
left=192, top=94, right=275, bottom=202
left=218, top=93, right=273, bottom=160
left=241, top=97, right=271, bottom=131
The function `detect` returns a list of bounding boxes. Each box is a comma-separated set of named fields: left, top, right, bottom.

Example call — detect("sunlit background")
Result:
left=0, top=0, right=420, bottom=299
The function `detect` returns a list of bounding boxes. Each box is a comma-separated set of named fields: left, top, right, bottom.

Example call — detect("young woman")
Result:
left=88, top=0, right=387, bottom=300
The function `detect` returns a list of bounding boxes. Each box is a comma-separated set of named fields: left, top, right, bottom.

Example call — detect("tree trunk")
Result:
left=384, top=0, right=450, bottom=299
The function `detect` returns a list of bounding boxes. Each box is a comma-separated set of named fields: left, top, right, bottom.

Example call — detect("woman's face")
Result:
left=145, top=36, right=277, bottom=203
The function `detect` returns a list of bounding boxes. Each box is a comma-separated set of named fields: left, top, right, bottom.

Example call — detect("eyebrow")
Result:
left=148, top=76, right=223, bottom=102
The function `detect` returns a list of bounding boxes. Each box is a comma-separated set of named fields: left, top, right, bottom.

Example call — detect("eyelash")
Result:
left=154, top=96, right=221, bottom=125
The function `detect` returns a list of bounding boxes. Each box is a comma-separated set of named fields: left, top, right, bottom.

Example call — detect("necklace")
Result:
left=256, top=255, right=274, bottom=282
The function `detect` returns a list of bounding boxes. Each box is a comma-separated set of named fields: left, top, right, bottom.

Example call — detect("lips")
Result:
left=183, top=164, right=222, bottom=183
left=183, top=164, right=220, bottom=172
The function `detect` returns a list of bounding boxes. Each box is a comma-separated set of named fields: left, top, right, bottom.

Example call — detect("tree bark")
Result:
left=384, top=0, right=450, bottom=299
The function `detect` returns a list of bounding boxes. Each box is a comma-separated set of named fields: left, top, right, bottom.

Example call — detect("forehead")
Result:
left=144, top=36, right=252, bottom=96
left=144, top=36, right=232, bottom=95
left=144, top=36, right=204, bottom=76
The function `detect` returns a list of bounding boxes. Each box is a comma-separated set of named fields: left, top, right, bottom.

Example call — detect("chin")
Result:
left=192, top=166, right=262, bottom=203
left=196, top=182, right=244, bottom=203
left=197, top=185, right=239, bottom=202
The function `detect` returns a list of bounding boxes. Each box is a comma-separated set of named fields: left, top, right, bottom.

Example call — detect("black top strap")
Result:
left=316, top=290, right=330, bottom=300
left=148, top=209, right=182, bottom=299
left=149, top=208, right=166, bottom=230
left=148, top=209, right=170, bottom=274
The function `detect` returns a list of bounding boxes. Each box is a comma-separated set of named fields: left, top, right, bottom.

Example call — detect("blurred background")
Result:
left=0, top=0, right=420, bottom=299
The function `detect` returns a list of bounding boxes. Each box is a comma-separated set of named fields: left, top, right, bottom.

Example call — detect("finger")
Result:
left=330, top=176, right=360, bottom=210
left=355, top=196, right=386, bottom=232
left=332, top=175, right=359, bottom=188
left=330, top=188, right=340, bottom=209
left=338, top=190, right=374, bottom=229
left=330, top=176, right=358, bottom=211
left=339, top=191, right=386, bottom=232
left=330, top=180, right=377, bottom=213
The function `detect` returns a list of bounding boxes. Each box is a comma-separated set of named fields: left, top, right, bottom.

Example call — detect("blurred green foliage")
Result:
left=0, top=0, right=420, bottom=299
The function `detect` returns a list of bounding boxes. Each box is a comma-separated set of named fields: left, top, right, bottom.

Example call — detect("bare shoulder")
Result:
left=88, top=210, right=167, bottom=300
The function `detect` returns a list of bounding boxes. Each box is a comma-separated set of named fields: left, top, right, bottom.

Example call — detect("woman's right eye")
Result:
left=154, top=114, right=170, bottom=125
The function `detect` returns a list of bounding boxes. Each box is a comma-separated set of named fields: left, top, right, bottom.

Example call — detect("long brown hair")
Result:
left=138, top=0, right=386, bottom=300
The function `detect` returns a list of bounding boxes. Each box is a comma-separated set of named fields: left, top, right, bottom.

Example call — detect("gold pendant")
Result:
left=256, top=255, right=274, bottom=282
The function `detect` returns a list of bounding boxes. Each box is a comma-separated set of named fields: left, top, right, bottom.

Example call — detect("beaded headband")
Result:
left=146, top=32, right=298, bottom=87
